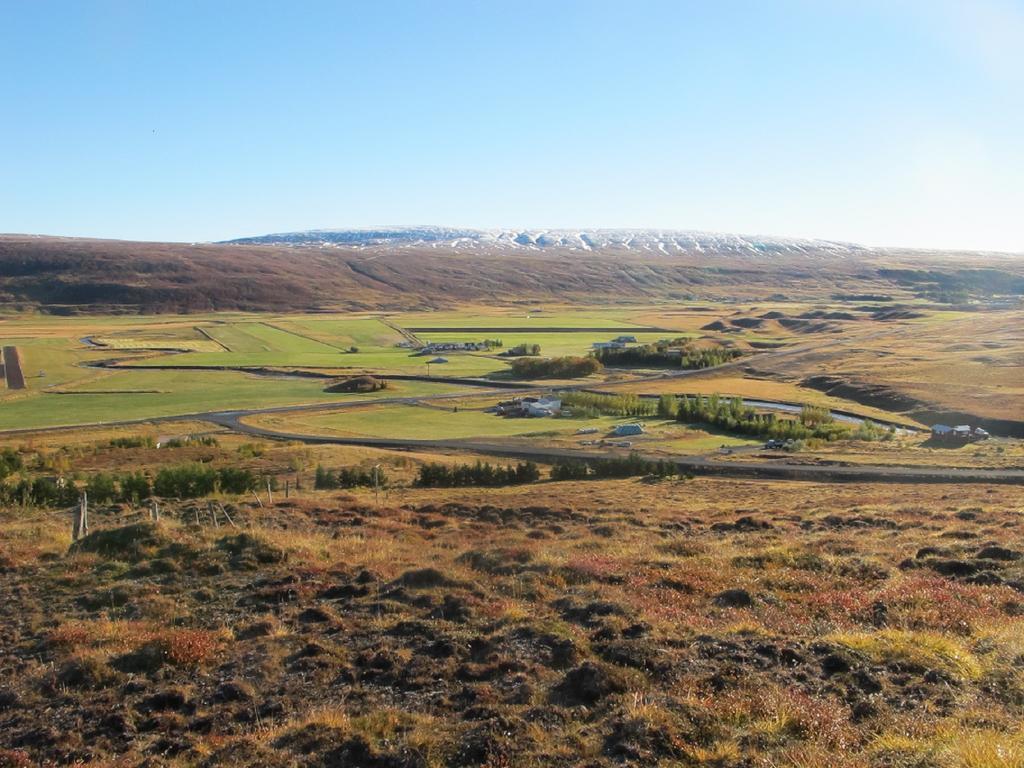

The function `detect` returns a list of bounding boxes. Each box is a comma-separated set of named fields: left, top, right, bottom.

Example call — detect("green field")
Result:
left=246, top=402, right=623, bottom=440
left=202, top=322, right=341, bottom=354
left=0, top=337, right=103, bottom=394
left=0, top=370, right=466, bottom=430
left=270, top=317, right=406, bottom=348
left=0, top=307, right=787, bottom=434
left=128, top=347, right=508, bottom=376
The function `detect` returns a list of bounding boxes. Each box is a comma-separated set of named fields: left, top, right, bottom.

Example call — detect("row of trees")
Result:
left=314, top=465, right=387, bottom=490
left=594, top=341, right=743, bottom=369
left=0, top=464, right=267, bottom=507
left=510, top=356, right=602, bottom=379
left=416, top=460, right=541, bottom=488
left=550, top=453, right=680, bottom=481
left=560, top=391, right=656, bottom=418
left=148, top=464, right=265, bottom=499
left=673, top=394, right=854, bottom=441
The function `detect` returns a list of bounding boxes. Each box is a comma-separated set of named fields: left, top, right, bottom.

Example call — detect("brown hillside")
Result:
left=1, top=234, right=1021, bottom=314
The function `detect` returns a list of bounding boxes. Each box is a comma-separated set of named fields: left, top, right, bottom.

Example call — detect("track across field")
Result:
left=405, top=326, right=667, bottom=333
left=2, top=346, right=25, bottom=389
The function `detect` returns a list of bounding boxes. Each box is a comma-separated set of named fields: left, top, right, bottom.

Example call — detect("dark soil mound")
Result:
left=68, top=523, right=172, bottom=563
left=325, top=375, right=387, bottom=393
left=700, top=320, right=729, bottom=332
left=552, top=662, right=627, bottom=706
left=728, top=317, right=763, bottom=329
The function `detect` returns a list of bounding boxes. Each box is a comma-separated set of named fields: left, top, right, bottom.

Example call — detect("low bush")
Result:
left=315, top=465, right=387, bottom=490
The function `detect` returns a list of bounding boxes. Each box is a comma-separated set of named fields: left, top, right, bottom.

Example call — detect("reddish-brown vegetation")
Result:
left=1, top=475, right=1022, bottom=766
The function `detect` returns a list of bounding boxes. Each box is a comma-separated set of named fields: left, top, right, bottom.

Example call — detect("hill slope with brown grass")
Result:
left=2, top=233, right=1022, bottom=314
left=2, top=476, right=1023, bottom=767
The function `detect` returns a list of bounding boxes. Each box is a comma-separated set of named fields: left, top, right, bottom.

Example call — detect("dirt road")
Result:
left=207, top=411, right=1024, bottom=485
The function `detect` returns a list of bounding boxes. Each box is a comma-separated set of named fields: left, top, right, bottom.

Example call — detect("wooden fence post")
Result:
left=218, top=502, right=239, bottom=529
left=266, top=480, right=274, bottom=506
left=151, top=500, right=160, bottom=522
left=73, top=492, right=89, bottom=541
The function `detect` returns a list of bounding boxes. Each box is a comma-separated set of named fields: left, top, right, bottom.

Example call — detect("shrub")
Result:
left=154, top=464, right=217, bottom=499
left=120, top=471, right=152, bottom=502
left=315, top=464, right=387, bottom=490
left=0, top=449, right=21, bottom=479
left=217, top=467, right=258, bottom=494
left=109, top=436, right=154, bottom=449
left=85, top=472, right=118, bottom=504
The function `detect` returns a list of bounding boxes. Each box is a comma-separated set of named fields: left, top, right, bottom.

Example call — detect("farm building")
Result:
left=417, top=341, right=490, bottom=355
left=592, top=341, right=625, bottom=350
left=612, top=423, right=645, bottom=437
left=930, top=424, right=990, bottom=442
left=614, top=335, right=639, bottom=343
left=493, top=395, right=562, bottom=418
left=524, top=398, right=561, bottom=417
left=428, top=357, right=449, bottom=364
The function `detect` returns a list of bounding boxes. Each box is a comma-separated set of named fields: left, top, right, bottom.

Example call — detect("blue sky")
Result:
left=1, top=0, right=1021, bottom=251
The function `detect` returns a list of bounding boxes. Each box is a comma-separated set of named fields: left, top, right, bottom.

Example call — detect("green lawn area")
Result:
left=247, top=403, right=608, bottom=440
left=0, top=370, right=467, bottom=430
left=270, top=317, right=405, bottom=348
left=0, top=337, right=104, bottom=394
left=201, top=322, right=339, bottom=354
left=130, top=345, right=509, bottom=376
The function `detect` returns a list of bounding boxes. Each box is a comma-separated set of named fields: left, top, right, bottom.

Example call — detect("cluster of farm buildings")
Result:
left=591, top=335, right=639, bottom=350
left=488, top=396, right=646, bottom=438
left=414, top=341, right=492, bottom=355
left=930, top=424, right=990, bottom=442
left=491, top=396, right=563, bottom=418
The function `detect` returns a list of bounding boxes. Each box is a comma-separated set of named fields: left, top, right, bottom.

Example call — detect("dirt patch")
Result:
left=324, top=375, right=387, bottom=393
left=2, top=347, right=25, bottom=390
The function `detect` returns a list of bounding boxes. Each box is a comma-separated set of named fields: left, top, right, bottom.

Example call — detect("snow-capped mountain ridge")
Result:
left=221, top=226, right=870, bottom=259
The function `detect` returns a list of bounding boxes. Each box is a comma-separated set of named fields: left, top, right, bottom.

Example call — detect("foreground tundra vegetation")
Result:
left=0, top=475, right=1022, bottom=767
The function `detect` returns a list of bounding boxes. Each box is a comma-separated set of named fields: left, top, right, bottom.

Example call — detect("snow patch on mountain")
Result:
left=221, top=226, right=870, bottom=259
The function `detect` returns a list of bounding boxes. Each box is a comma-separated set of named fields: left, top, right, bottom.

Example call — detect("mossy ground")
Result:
left=1, top=477, right=1022, bottom=766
